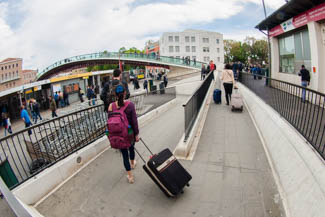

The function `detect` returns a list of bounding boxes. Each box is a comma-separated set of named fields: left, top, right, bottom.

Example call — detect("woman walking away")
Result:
left=108, top=84, right=139, bottom=184
left=221, top=64, right=236, bottom=106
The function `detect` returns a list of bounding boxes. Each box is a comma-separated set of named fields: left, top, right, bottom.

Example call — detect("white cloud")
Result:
left=223, top=29, right=267, bottom=42
left=0, top=0, right=284, bottom=70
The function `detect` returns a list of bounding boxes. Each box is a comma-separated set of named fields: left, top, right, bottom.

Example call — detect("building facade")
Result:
left=0, top=58, right=23, bottom=91
left=159, top=29, right=224, bottom=69
left=256, top=1, right=325, bottom=93
left=22, top=70, right=37, bottom=84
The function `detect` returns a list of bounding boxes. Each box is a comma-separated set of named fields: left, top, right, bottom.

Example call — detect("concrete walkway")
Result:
left=36, top=75, right=285, bottom=217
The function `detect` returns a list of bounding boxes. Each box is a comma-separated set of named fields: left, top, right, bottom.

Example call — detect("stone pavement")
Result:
left=36, top=75, right=285, bottom=217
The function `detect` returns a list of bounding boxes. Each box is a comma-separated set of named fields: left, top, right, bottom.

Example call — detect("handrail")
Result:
left=37, top=52, right=205, bottom=79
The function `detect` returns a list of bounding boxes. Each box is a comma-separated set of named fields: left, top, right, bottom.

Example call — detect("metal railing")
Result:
left=37, top=52, right=205, bottom=79
left=239, top=72, right=325, bottom=160
left=183, top=71, right=214, bottom=141
left=0, top=86, right=176, bottom=189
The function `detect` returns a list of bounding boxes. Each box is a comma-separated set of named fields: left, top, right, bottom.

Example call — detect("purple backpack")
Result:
left=107, top=101, right=131, bottom=149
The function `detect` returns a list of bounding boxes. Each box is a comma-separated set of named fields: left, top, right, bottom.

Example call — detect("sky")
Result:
left=0, top=0, right=286, bottom=70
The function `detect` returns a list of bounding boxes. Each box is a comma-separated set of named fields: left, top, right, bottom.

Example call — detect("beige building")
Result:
left=0, top=58, right=23, bottom=91
left=22, top=69, right=37, bottom=84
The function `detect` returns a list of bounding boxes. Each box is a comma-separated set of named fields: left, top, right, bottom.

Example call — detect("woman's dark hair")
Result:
left=117, top=92, right=124, bottom=107
left=225, top=64, right=232, bottom=70
left=115, top=85, right=125, bottom=107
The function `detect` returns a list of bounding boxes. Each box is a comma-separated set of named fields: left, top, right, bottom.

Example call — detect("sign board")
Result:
left=52, top=83, right=61, bottom=93
left=270, top=2, right=325, bottom=37
left=33, top=86, right=42, bottom=91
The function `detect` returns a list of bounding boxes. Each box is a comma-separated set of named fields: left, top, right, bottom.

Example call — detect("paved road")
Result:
left=37, top=74, right=285, bottom=217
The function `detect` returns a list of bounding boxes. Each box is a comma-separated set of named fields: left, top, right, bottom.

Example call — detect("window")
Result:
left=9, top=73, right=11, bottom=79
left=1, top=74, right=3, bottom=80
left=186, top=46, right=190, bottom=52
left=9, top=65, right=11, bottom=69
left=203, top=56, right=210, bottom=62
left=16, top=71, right=18, bottom=77
left=5, top=66, right=7, bottom=70
left=217, top=48, right=220, bottom=53
left=203, top=38, right=209, bottom=43
left=217, top=57, right=220, bottom=62
left=168, top=36, right=173, bottom=42
left=169, top=46, right=174, bottom=52
left=175, top=36, right=179, bottom=42
left=279, top=29, right=311, bottom=74
left=192, top=46, right=196, bottom=52
left=203, top=47, right=210, bottom=52
left=216, top=39, right=220, bottom=44
left=13, top=82, right=15, bottom=86
left=16, top=63, right=18, bottom=67
left=185, top=36, right=190, bottom=42
left=1, top=67, right=3, bottom=70
left=12, top=64, right=14, bottom=68
left=191, top=36, right=195, bottom=42
left=175, top=46, right=180, bottom=52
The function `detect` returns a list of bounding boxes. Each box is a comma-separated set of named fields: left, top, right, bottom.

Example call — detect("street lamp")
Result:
left=261, top=0, right=272, bottom=81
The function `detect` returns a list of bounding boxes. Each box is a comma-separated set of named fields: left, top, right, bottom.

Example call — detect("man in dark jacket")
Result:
left=298, top=65, right=310, bottom=103
left=100, top=69, right=130, bottom=112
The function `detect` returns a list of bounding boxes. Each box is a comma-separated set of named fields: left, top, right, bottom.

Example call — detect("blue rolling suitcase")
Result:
left=213, top=89, right=222, bottom=104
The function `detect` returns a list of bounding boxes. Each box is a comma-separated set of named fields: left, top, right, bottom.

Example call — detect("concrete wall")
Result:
left=239, top=83, right=325, bottom=217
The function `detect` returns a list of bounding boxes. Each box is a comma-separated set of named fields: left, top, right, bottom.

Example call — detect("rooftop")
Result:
left=0, top=58, right=22, bottom=64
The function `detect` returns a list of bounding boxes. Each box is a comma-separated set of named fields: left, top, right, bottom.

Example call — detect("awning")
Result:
left=256, top=0, right=321, bottom=30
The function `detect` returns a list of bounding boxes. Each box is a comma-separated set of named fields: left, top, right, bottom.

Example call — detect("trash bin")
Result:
left=151, top=85, right=157, bottom=94
left=0, top=158, right=18, bottom=189
left=159, top=82, right=165, bottom=94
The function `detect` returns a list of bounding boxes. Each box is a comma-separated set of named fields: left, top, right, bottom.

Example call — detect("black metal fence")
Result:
left=240, top=72, right=325, bottom=160
left=183, top=72, right=214, bottom=141
left=0, top=87, right=176, bottom=189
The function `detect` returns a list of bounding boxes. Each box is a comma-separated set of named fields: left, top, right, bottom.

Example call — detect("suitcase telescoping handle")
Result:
left=134, top=138, right=154, bottom=163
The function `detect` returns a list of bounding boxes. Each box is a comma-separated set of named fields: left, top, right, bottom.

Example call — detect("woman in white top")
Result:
left=220, top=64, right=236, bottom=105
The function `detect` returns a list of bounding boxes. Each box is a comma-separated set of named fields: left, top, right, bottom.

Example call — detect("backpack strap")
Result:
left=111, top=102, right=118, bottom=112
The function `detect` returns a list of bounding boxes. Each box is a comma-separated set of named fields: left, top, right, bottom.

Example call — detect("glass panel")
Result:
left=294, top=32, right=303, bottom=60
left=191, top=36, right=195, bottom=42
left=302, top=30, right=311, bottom=60
left=185, top=36, right=189, bottom=42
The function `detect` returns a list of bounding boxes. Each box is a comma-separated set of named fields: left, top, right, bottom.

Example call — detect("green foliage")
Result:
left=224, top=37, right=268, bottom=65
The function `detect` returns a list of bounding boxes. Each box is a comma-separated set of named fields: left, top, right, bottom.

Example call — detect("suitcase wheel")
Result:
left=180, top=190, right=184, bottom=194
left=186, top=183, right=190, bottom=187
left=240, top=106, right=243, bottom=111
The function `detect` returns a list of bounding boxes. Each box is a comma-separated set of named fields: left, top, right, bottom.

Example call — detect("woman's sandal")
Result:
left=127, top=175, right=134, bottom=184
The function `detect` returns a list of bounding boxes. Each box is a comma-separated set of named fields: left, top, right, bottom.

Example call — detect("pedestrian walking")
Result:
left=163, top=75, right=168, bottom=88
left=87, top=86, right=93, bottom=106
left=20, top=105, right=32, bottom=135
left=59, top=91, right=64, bottom=107
left=100, top=69, right=130, bottom=113
left=78, top=88, right=84, bottom=102
left=54, top=92, right=59, bottom=108
left=201, top=64, right=206, bottom=80
left=50, top=96, right=58, bottom=118
left=143, top=80, right=148, bottom=93
left=298, top=65, right=310, bottom=103
left=2, top=113, right=12, bottom=136
left=63, top=90, right=70, bottom=106
left=107, top=84, right=140, bottom=184
left=92, top=86, right=96, bottom=105
left=32, top=99, right=42, bottom=124
left=221, top=64, right=236, bottom=106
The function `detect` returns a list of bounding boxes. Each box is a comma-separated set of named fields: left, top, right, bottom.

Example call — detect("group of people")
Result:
left=201, top=60, right=217, bottom=80
left=53, top=90, right=70, bottom=109
left=86, top=85, right=99, bottom=106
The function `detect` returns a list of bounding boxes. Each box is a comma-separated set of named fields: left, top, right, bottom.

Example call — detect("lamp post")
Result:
left=262, top=0, right=272, bottom=82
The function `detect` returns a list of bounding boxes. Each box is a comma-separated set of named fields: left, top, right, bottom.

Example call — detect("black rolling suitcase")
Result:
left=135, top=139, right=192, bottom=197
